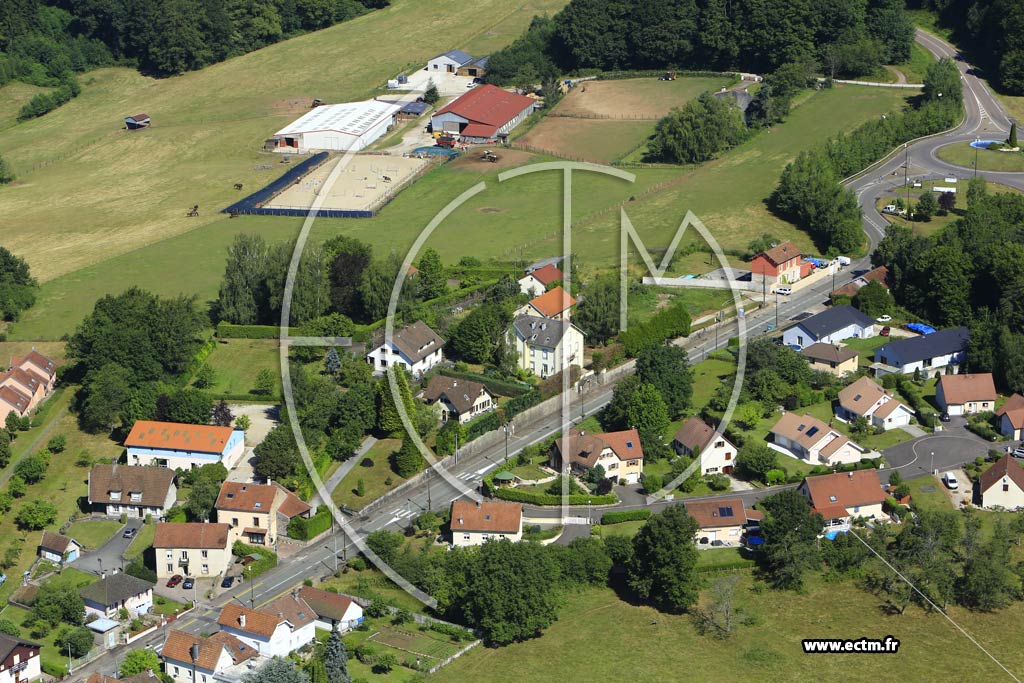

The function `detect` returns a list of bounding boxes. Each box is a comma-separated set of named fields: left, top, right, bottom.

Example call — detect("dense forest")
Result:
left=0, top=0, right=387, bottom=120
left=910, top=0, right=1024, bottom=94
left=485, top=0, right=914, bottom=86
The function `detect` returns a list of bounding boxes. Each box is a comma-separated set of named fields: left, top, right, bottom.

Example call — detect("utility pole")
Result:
left=775, top=291, right=779, bottom=330
left=248, top=565, right=254, bottom=609
left=426, top=468, right=432, bottom=510
left=454, top=432, right=459, bottom=465
left=974, top=137, right=980, bottom=178
left=904, top=143, right=910, bottom=210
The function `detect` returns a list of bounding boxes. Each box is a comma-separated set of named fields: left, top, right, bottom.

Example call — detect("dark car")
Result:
left=940, top=413, right=952, bottom=423
left=880, top=326, right=891, bottom=336
left=221, top=575, right=235, bottom=588
left=166, top=574, right=183, bottom=588
left=710, top=540, right=726, bottom=547
left=182, top=577, right=195, bottom=590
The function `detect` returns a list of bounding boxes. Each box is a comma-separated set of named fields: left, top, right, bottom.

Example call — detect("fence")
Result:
left=547, top=111, right=661, bottom=121
left=221, top=152, right=330, bottom=215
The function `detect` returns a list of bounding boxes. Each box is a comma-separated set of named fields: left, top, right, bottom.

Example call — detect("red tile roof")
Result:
left=684, top=498, right=755, bottom=528
left=937, top=373, right=996, bottom=406
left=802, top=470, right=888, bottom=511
left=274, top=484, right=312, bottom=519
left=299, top=586, right=357, bottom=622
left=0, top=385, right=29, bottom=413
left=755, top=240, right=802, bottom=266
left=528, top=264, right=564, bottom=286
left=528, top=286, right=575, bottom=317
left=216, top=482, right=279, bottom=513
left=436, top=85, right=534, bottom=127
left=125, top=421, right=235, bottom=454
left=555, top=428, right=644, bottom=468
left=13, top=351, right=56, bottom=380
left=996, top=393, right=1024, bottom=429
left=451, top=500, right=522, bottom=534
left=153, top=523, right=230, bottom=549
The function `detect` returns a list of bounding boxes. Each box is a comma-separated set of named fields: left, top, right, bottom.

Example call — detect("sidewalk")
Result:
left=311, top=436, right=378, bottom=506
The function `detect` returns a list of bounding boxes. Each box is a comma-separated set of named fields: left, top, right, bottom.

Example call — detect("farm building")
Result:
left=426, top=50, right=490, bottom=78
left=430, top=85, right=536, bottom=143
left=125, top=113, right=150, bottom=129
left=270, top=100, right=401, bottom=152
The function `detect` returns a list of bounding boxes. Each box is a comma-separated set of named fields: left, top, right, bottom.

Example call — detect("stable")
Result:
left=271, top=100, right=401, bottom=152
left=430, top=85, right=536, bottom=143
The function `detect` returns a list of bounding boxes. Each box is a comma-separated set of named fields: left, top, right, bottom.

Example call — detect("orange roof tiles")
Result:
left=216, top=482, right=279, bottom=513
left=451, top=500, right=522, bottom=534
left=125, top=420, right=235, bottom=454
left=528, top=286, right=575, bottom=317
left=153, top=523, right=230, bottom=550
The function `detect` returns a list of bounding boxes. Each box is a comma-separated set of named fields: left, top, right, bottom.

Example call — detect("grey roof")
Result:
left=875, top=327, right=970, bottom=365
left=434, top=49, right=473, bottom=65
left=513, top=315, right=577, bottom=348
left=794, top=305, right=873, bottom=341
left=466, top=55, right=490, bottom=68
left=79, top=573, right=154, bottom=608
left=526, top=256, right=564, bottom=273
left=422, top=375, right=492, bottom=415
left=0, top=634, right=39, bottom=662
left=382, top=321, right=444, bottom=364
left=800, top=342, right=858, bottom=365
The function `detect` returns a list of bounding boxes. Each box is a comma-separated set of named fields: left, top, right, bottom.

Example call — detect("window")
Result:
left=232, top=518, right=238, bottom=527
left=174, top=667, right=180, bottom=677
left=253, top=517, right=260, bottom=527
left=181, top=551, right=189, bottom=560
left=167, top=564, right=173, bottom=573
left=202, top=564, right=209, bottom=574
left=1004, top=483, right=1010, bottom=492
left=166, top=551, right=173, bottom=559
left=201, top=550, right=208, bottom=558
left=462, top=534, right=470, bottom=541
left=725, top=453, right=732, bottom=460
left=130, top=492, right=142, bottom=502
left=109, top=491, right=121, bottom=501
left=715, top=441, right=724, bottom=448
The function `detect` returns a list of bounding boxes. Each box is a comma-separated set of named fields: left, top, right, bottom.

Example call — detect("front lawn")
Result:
left=152, top=594, right=188, bottom=616
left=332, top=438, right=405, bottom=510
left=197, top=339, right=281, bottom=398
left=906, top=475, right=953, bottom=513
left=319, top=568, right=427, bottom=615
left=65, top=520, right=122, bottom=550
left=124, top=523, right=156, bottom=559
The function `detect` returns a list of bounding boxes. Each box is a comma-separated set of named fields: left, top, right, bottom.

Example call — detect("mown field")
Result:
left=936, top=141, right=1024, bottom=172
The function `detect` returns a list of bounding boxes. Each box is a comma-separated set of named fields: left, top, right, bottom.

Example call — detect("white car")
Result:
left=876, top=315, right=892, bottom=323
left=941, top=472, right=959, bottom=490
left=776, top=287, right=793, bottom=296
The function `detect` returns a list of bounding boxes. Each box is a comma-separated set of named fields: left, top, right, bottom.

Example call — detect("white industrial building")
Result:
left=270, top=100, right=401, bottom=152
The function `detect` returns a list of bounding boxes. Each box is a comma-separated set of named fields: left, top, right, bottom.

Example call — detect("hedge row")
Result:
left=425, top=621, right=476, bottom=642
left=232, top=541, right=277, bottom=578
left=437, top=368, right=532, bottom=398
left=591, top=69, right=738, bottom=81
left=620, top=301, right=692, bottom=356
left=216, top=322, right=296, bottom=339
left=465, top=412, right=502, bottom=442
left=494, top=487, right=617, bottom=506
left=600, top=509, right=652, bottom=525
left=503, top=389, right=542, bottom=419
left=287, top=505, right=333, bottom=540
left=695, top=558, right=756, bottom=573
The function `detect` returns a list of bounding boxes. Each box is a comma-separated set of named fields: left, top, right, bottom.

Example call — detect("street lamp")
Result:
left=247, top=565, right=254, bottom=609
left=67, top=642, right=73, bottom=675
left=930, top=451, right=935, bottom=475
left=774, top=290, right=779, bottom=330
left=974, top=137, right=980, bottom=178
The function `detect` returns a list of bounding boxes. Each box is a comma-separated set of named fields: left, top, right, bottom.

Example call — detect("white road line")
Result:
left=383, top=516, right=400, bottom=526
left=475, top=462, right=499, bottom=475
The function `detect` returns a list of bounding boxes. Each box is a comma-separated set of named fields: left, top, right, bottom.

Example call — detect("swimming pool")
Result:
left=824, top=529, right=848, bottom=540
left=970, top=139, right=999, bottom=149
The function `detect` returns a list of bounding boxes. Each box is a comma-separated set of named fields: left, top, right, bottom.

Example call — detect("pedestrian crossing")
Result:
left=457, top=471, right=476, bottom=481
left=388, top=508, right=417, bottom=519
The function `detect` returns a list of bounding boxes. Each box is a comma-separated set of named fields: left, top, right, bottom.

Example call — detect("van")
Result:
left=836, top=256, right=851, bottom=266
left=883, top=204, right=898, bottom=214
left=941, top=471, right=959, bottom=490
left=776, top=287, right=793, bottom=296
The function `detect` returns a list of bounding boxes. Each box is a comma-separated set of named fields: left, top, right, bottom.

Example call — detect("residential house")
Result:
left=162, top=630, right=260, bottom=683
left=425, top=49, right=490, bottom=77
left=420, top=375, right=495, bottom=424
left=552, top=428, right=644, bottom=484
left=935, top=373, right=997, bottom=416
left=872, top=327, right=969, bottom=377
left=684, top=498, right=763, bottom=545
left=217, top=593, right=316, bottom=658
left=800, top=343, right=859, bottom=377
left=769, top=412, right=868, bottom=466
left=87, top=464, right=177, bottom=518
left=831, top=265, right=890, bottom=300
left=89, top=672, right=162, bottom=683
left=0, top=368, right=42, bottom=412
left=450, top=500, right=523, bottom=547
left=297, top=586, right=364, bottom=632
left=0, top=350, right=57, bottom=425
left=365, top=321, right=444, bottom=378
left=518, top=264, right=564, bottom=297
left=37, top=531, right=81, bottom=564
left=510, top=315, right=584, bottom=379
left=0, top=634, right=40, bottom=683
left=274, top=484, right=312, bottom=522
left=79, top=573, right=154, bottom=619
left=996, top=393, right=1024, bottom=439
left=430, top=84, right=535, bottom=143
left=515, top=286, right=576, bottom=322
left=799, top=470, right=889, bottom=530
left=750, top=241, right=810, bottom=287
left=153, top=523, right=232, bottom=579
left=979, top=455, right=1024, bottom=510
left=0, top=387, right=29, bottom=425
left=836, top=376, right=915, bottom=431
left=781, top=305, right=874, bottom=350
left=10, top=351, right=57, bottom=393
left=215, top=482, right=286, bottom=547
left=672, top=417, right=738, bottom=475
left=124, top=421, right=245, bottom=470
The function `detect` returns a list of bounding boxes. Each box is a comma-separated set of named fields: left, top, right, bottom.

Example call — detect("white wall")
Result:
left=982, top=479, right=1024, bottom=510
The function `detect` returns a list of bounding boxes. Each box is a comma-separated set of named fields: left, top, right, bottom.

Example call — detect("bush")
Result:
left=126, top=558, right=157, bottom=583
left=216, top=322, right=297, bottom=339
left=348, top=556, right=367, bottom=571
left=287, top=505, right=333, bottom=541
left=641, top=473, right=662, bottom=493
left=601, top=509, right=652, bottom=525
left=427, top=621, right=476, bottom=642
left=765, top=469, right=787, bottom=485
left=231, top=541, right=277, bottom=578
left=705, top=473, right=730, bottom=491
left=46, top=435, right=66, bottom=453
left=619, top=302, right=691, bottom=356
left=492, top=486, right=616, bottom=506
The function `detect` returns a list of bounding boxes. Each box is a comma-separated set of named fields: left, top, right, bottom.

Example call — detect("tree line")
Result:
left=484, top=0, right=914, bottom=87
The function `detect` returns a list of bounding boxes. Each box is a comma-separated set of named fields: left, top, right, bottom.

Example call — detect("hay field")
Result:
left=518, top=117, right=654, bottom=162
left=556, top=76, right=733, bottom=118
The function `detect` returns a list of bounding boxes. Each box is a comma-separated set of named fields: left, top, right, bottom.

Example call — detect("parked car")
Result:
left=123, top=527, right=137, bottom=539
left=876, top=315, right=892, bottom=323
left=182, top=577, right=195, bottom=590
left=166, top=575, right=183, bottom=588
left=880, top=326, right=891, bottom=336
left=710, top=540, right=726, bottom=547
left=942, top=472, right=959, bottom=490
left=940, top=413, right=952, bottom=423
left=1013, top=446, right=1024, bottom=459
left=776, top=287, right=793, bottom=296
left=221, top=575, right=235, bottom=588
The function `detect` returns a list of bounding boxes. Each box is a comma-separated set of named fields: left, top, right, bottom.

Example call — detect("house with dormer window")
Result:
left=87, top=464, right=177, bottom=518
left=552, top=428, right=644, bottom=484
left=366, top=321, right=444, bottom=378
left=217, top=594, right=316, bottom=657
left=799, top=470, right=889, bottom=531
left=769, top=412, right=868, bottom=466
left=214, top=482, right=287, bottom=547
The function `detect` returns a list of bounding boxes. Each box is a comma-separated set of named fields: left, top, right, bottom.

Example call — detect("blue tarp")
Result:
left=906, top=323, right=936, bottom=335
left=804, top=257, right=827, bottom=268
left=222, top=152, right=329, bottom=215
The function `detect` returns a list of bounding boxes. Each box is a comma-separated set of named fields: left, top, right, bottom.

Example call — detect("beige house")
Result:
left=996, top=393, right=1024, bottom=440
left=769, top=412, right=868, bottom=466
left=510, top=315, right=584, bottom=379
left=515, top=286, right=575, bottom=322
left=153, top=522, right=232, bottom=579
left=672, top=417, right=737, bottom=474
left=420, top=375, right=495, bottom=424
left=215, top=482, right=285, bottom=547
left=979, top=456, right=1024, bottom=510
left=836, top=376, right=914, bottom=431
left=0, top=351, right=59, bottom=426
left=450, top=500, right=522, bottom=547
left=518, top=263, right=563, bottom=297
left=800, top=343, right=859, bottom=377
left=552, top=428, right=644, bottom=484
left=799, top=470, right=889, bottom=530
left=935, top=373, right=996, bottom=416
left=684, top=498, right=763, bottom=546
left=162, top=630, right=260, bottom=683
left=87, top=464, right=177, bottom=518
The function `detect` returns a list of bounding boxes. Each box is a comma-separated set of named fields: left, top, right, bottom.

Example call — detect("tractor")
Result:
left=481, top=150, right=499, bottom=163
left=436, top=135, right=457, bottom=149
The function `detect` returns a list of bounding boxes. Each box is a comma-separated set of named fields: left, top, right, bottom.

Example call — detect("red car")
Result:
left=880, top=326, right=891, bottom=336
left=166, top=574, right=183, bottom=588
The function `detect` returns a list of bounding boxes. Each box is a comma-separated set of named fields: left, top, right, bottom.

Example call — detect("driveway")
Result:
left=227, top=404, right=279, bottom=483
left=71, top=518, right=142, bottom=575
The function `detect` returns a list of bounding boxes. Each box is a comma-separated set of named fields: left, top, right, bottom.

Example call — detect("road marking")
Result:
left=383, top=516, right=400, bottom=526
left=475, top=462, right=499, bottom=475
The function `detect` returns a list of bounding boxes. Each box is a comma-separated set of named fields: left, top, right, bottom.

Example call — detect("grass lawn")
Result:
left=597, top=520, right=646, bottom=538
left=198, top=339, right=282, bottom=397
left=906, top=474, right=954, bottom=513
left=64, top=520, right=121, bottom=550
left=125, top=522, right=157, bottom=559
left=843, top=335, right=891, bottom=368
left=332, top=438, right=405, bottom=510
left=153, top=595, right=188, bottom=616
left=936, top=141, right=1024, bottom=172
left=2, top=605, right=69, bottom=675
left=320, top=569, right=427, bottom=615
left=695, top=547, right=749, bottom=568
left=510, top=463, right=547, bottom=481
left=0, top=82, right=51, bottom=131
left=519, top=118, right=658, bottom=164
left=433, top=578, right=1024, bottom=682
left=689, top=357, right=737, bottom=412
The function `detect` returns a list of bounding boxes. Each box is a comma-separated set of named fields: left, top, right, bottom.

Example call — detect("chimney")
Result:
left=475, top=500, right=481, bottom=509
left=190, top=644, right=200, bottom=663
left=458, top=516, right=463, bottom=526
left=239, top=613, right=246, bottom=628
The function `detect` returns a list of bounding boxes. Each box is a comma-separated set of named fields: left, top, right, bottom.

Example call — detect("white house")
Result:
left=270, top=100, right=400, bottom=152
left=935, top=373, right=996, bottom=416
left=426, top=49, right=473, bottom=73
left=0, top=634, right=41, bottom=683
left=366, top=321, right=444, bottom=378
left=799, top=470, right=889, bottom=530
left=782, top=305, right=874, bottom=350
left=684, top=498, right=763, bottom=546
left=979, top=456, right=1024, bottom=510
left=873, top=327, right=969, bottom=377
left=298, top=586, right=364, bottom=632
left=450, top=500, right=523, bottom=547
left=672, top=417, right=737, bottom=475
left=37, top=531, right=81, bottom=564
left=217, top=594, right=316, bottom=658
left=518, top=263, right=564, bottom=297
left=510, top=315, right=584, bottom=379
left=770, top=412, right=868, bottom=466
left=996, top=393, right=1024, bottom=439
left=162, top=630, right=261, bottom=683
left=552, top=428, right=644, bottom=484
left=79, top=573, right=155, bottom=619
left=125, top=421, right=245, bottom=470
left=88, top=464, right=177, bottom=518
left=430, top=84, right=535, bottom=143
left=420, top=375, right=495, bottom=424
left=835, top=376, right=914, bottom=431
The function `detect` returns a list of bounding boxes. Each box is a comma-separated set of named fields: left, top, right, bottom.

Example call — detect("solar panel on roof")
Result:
left=806, top=426, right=819, bottom=437
left=718, top=506, right=734, bottom=518
left=626, top=441, right=634, bottom=448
